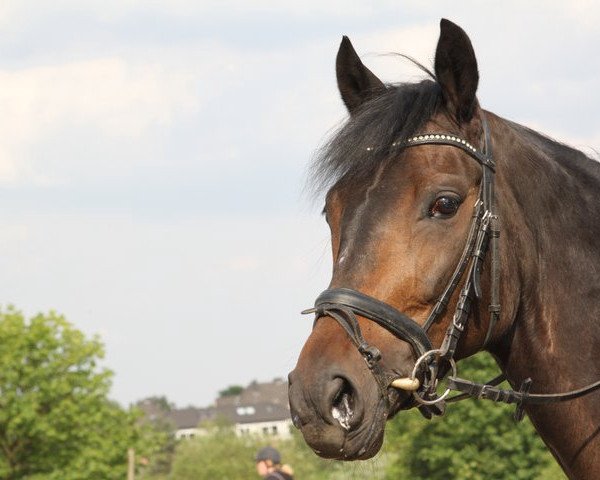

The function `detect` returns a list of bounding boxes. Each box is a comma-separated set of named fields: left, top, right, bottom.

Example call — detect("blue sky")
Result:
left=1, top=1, right=599, bottom=407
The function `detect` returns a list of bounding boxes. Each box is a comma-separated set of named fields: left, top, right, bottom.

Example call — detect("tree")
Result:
left=384, top=352, right=566, bottom=479
left=0, top=307, right=166, bottom=479
left=137, top=396, right=174, bottom=413
left=136, top=396, right=178, bottom=476
left=218, top=385, right=244, bottom=398
left=170, top=424, right=261, bottom=480
left=168, top=422, right=389, bottom=480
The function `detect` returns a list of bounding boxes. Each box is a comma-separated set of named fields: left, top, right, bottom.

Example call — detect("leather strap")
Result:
left=310, top=288, right=433, bottom=359
left=447, top=376, right=600, bottom=421
left=448, top=376, right=600, bottom=405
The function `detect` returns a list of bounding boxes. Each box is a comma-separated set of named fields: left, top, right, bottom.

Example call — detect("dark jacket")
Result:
left=266, top=471, right=293, bottom=480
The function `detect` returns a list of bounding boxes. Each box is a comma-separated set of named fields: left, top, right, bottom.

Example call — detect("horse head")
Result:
left=288, top=19, right=511, bottom=460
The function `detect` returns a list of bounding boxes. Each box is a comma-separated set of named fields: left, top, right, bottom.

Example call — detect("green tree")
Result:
left=169, top=422, right=390, bottom=480
left=170, top=422, right=261, bottom=479
left=218, top=385, right=244, bottom=398
left=0, top=307, right=166, bottom=479
left=138, top=396, right=174, bottom=413
left=136, top=396, right=178, bottom=476
left=384, top=352, right=566, bottom=479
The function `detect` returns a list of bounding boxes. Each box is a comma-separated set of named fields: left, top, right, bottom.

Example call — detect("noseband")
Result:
left=303, top=115, right=600, bottom=420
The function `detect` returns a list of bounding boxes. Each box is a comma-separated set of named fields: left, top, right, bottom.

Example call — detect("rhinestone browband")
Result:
left=374, top=132, right=495, bottom=170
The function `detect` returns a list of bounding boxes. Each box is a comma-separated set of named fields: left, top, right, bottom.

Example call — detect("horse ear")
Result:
left=336, top=36, right=386, bottom=114
left=434, top=19, right=479, bottom=123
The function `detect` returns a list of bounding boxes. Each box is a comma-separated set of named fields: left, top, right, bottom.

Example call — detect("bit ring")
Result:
left=410, top=349, right=457, bottom=406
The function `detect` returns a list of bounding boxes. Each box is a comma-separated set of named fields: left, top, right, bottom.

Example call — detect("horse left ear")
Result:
left=434, top=19, right=479, bottom=123
left=336, top=36, right=386, bottom=114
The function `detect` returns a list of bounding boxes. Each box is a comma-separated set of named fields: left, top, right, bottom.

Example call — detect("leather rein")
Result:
left=303, top=115, right=600, bottom=421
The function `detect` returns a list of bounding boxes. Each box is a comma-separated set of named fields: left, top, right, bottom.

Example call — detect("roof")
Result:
left=216, top=401, right=290, bottom=424
left=139, top=378, right=290, bottom=430
left=216, top=378, right=289, bottom=408
left=168, top=407, right=215, bottom=429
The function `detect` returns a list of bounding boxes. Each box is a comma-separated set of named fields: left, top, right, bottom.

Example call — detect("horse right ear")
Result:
left=434, top=19, right=479, bottom=123
left=336, top=36, right=386, bottom=114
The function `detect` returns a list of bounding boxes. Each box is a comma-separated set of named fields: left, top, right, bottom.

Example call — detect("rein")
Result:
left=303, top=115, right=600, bottom=421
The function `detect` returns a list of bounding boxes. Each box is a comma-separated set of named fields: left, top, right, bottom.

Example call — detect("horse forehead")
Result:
left=338, top=163, right=410, bottom=224
left=338, top=149, right=475, bottom=209
left=335, top=163, right=417, bottom=261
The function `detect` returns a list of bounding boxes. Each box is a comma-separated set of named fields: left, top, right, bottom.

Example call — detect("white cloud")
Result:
left=226, top=255, right=261, bottom=272
left=0, top=0, right=395, bottom=29
left=0, top=58, right=199, bottom=185
left=553, top=0, right=600, bottom=31
left=351, top=23, right=439, bottom=82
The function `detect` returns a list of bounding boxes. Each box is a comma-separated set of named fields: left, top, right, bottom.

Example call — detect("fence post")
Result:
left=127, top=448, right=135, bottom=480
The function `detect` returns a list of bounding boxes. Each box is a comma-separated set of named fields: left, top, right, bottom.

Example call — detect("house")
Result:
left=169, top=407, right=215, bottom=440
left=214, top=378, right=292, bottom=438
left=141, top=378, right=293, bottom=440
left=136, top=398, right=215, bottom=440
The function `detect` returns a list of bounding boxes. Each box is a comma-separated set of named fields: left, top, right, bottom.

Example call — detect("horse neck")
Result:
left=490, top=114, right=600, bottom=477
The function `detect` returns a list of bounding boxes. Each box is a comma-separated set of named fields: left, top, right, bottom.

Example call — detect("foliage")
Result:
left=4, top=306, right=564, bottom=479
left=138, top=396, right=174, bottom=413
left=0, top=307, right=167, bottom=480
left=218, top=385, right=244, bottom=398
left=168, top=424, right=389, bottom=480
left=384, top=352, right=566, bottom=479
left=146, top=353, right=568, bottom=479
left=140, top=354, right=567, bottom=480
left=136, top=396, right=179, bottom=476
left=169, top=425, right=260, bottom=480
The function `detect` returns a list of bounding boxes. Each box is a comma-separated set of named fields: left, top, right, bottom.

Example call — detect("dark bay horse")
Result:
left=288, top=19, right=600, bottom=479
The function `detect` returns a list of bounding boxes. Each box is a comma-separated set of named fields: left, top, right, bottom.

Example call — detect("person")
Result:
left=255, top=446, right=294, bottom=480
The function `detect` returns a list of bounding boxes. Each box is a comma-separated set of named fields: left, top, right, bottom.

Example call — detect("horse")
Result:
left=288, top=19, right=600, bottom=479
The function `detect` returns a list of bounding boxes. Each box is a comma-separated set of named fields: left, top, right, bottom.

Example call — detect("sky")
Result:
left=1, top=1, right=599, bottom=408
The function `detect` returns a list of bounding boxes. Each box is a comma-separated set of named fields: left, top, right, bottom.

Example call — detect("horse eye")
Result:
left=429, top=196, right=461, bottom=218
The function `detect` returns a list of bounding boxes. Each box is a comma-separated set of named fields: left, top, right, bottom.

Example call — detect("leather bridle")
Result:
left=303, top=114, right=600, bottom=421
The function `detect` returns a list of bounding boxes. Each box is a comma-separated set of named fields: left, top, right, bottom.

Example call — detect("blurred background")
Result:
left=1, top=0, right=598, bottom=414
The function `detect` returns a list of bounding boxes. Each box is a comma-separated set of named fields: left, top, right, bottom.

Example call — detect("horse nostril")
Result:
left=291, top=413, right=302, bottom=429
left=330, top=377, right=357, bottom=431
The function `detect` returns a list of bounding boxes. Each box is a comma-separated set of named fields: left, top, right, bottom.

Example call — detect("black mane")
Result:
left=310, top=79, right=442, bottom=195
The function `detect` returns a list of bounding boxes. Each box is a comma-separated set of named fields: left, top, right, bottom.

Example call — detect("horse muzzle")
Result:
left=288, top=364, right=390, bottom=459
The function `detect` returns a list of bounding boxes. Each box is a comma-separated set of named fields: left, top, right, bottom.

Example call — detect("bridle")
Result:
left=303, top=114, right=600, bottom=421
